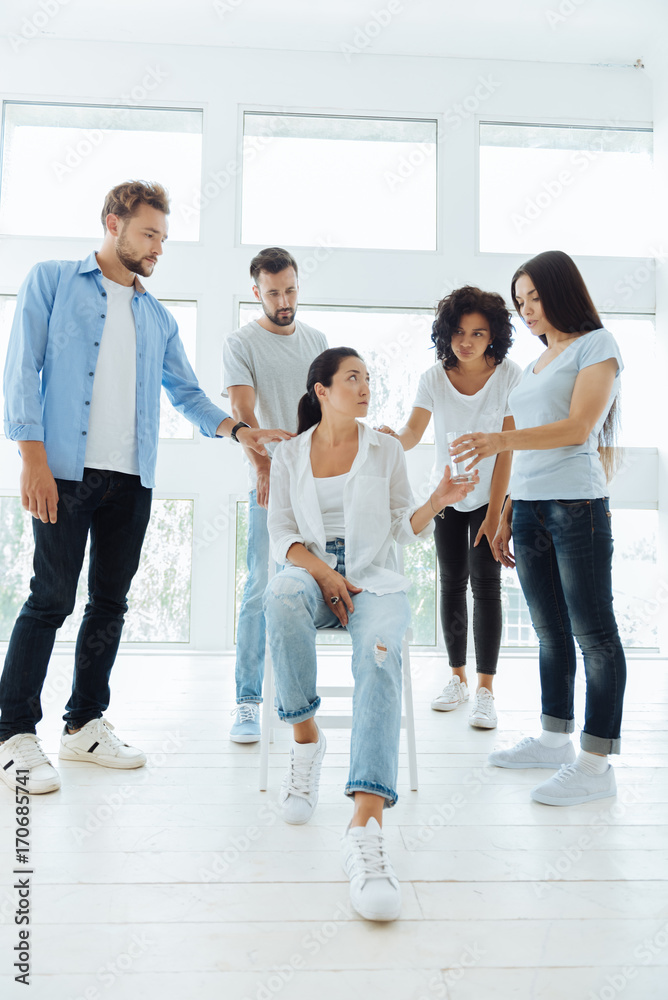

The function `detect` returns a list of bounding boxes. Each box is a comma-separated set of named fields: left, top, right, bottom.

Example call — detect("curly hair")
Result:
left=100, top=180, right=170, bottom=231
left=431, top=285, right=513, bottom=370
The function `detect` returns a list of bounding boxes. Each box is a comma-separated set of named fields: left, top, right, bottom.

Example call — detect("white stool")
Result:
left=259, top=550, right=418, bottom=792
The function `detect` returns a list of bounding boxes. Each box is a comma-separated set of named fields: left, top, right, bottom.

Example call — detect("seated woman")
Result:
left=264, top=347, right=476, bottom=922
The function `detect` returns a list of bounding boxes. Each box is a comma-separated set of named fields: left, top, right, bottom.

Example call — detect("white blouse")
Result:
left=268, top=422, right=433, bottom=596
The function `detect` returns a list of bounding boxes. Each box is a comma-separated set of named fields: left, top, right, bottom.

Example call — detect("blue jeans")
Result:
left=512, top=498, right=626, bottom=754
left=263, top=539, right=411, bottom=807
left=0, top=470, right=152, bottom=739
left=235, top=489, right=273, bottom=703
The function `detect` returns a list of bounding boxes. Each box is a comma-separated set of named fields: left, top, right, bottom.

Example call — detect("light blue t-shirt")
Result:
left=508, top=328, right=623, bottom=501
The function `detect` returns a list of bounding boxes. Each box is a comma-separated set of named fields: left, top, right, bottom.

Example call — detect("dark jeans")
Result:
left=433, top=504, right=502, bottom=675
left=0, top=469, right=152, bottom=739
left=512, top=498, right=626, bottom=755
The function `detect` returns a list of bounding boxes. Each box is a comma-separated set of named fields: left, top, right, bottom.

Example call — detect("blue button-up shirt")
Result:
left=3, top=252, right=229, bottom=488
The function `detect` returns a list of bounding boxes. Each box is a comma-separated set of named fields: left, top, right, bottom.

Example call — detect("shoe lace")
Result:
left=554, top=763, right=579, bottom=783
left=350, top=832, right=395, bottom=882
left=441, top=677, right=461, bottom=698
left=92, top=718, right=127, bottom=749
left=284, top=750, right=320, bottom=800
left=14, top=735, right=50, bottom=769
left=232, top=704, right=258, bottom=724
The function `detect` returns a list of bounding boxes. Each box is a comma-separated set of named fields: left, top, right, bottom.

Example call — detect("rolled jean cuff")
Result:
left=276, top=696, right=321, bottom=722
left=541, top=713, right=575, bottom=734
left=581, top=731, right=622, bottom=755
left=237, top=696, right=262, bottom=705
left=345, top=780, right=397, bottom=808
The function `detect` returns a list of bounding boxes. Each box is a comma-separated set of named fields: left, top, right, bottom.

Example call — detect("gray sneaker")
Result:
left=531, top=763, right=616, bottom=806
left=488, top=736, right=576, bottom=769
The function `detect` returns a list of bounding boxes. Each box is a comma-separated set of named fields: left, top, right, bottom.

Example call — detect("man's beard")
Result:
left=263, top=304, right=295, bottom=326
left=115, top=232, right=155, bottom=278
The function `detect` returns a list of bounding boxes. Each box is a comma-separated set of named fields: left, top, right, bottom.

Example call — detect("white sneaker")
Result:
left=431, top=676, right=469, bottom=712
left=279, top=727, right=326, bottom=825
left=469, top=688, right=497, bottom=729
left=0, top=733, right=61, bottom=794
left=59, top=717, right=146, bottom=769
left=488, top=736, right=576, bottom=769
left=531, top=762, right=617, bottom=806
left=341, top=817, right=401, bottom=922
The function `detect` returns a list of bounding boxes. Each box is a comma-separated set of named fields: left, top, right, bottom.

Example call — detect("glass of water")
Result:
left=446, top=430, right=476, bottom=483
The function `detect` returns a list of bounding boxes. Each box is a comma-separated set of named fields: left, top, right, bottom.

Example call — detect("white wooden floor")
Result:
left=0, top=649, right=667, bottom=1000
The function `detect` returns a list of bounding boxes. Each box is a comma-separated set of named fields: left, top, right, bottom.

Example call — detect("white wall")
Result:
left=0, top=40, right=657, bottom=649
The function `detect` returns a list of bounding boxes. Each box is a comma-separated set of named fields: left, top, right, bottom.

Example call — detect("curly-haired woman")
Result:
left=379, top=286, right=521, bottom=728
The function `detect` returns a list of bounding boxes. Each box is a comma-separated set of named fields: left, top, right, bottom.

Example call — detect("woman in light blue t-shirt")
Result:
left=451, top=251, right=626, bottom=808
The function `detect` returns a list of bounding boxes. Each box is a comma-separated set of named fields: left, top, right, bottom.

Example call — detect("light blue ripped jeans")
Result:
left=263, top=539, right=411, bottom=807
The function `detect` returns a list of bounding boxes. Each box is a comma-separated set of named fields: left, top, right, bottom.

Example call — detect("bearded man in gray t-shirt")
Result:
left=222, top=248, right=328, bottom=742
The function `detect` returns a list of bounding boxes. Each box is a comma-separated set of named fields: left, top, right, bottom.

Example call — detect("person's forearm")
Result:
left=286, top=542, right=331, bottom=580
left=228, top=403, right=271, bottom=473
left=498, top=416, right=592, bottom=453
left=410, top=493, right=441, bottom=535
left=397, top=426, right=420, bottom=451
left=18, top=441, right=49, bottom=465
left=486, top=451, right=512, bottom=522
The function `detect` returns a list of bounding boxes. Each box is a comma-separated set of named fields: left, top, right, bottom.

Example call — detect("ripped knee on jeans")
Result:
left=373, top=638, right=388, bottom=667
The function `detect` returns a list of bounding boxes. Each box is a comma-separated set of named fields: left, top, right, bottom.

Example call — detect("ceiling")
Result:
left=0, top=0, right=664, bottom=67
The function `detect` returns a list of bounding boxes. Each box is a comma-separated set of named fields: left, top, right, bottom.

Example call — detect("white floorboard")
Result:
left=0, top=651, right=666, bottom=1000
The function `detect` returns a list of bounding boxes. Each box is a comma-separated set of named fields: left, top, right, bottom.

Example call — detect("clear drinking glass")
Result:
left=446, top=430, right=476, bottom=484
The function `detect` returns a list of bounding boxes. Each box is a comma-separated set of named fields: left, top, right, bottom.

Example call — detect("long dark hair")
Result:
left=297, top=347, right=364, bottom=434
left=511, top=250, right=619, bottom=480
left=431, top=285, right=513, bottom=370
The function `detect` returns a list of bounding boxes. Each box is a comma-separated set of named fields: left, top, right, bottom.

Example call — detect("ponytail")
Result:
left=297, top=391, right=322, bottom=434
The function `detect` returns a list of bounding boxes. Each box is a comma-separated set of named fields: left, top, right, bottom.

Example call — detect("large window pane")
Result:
left=239, top=303, right=435, bottom=440
left=1, top=103, right=203, bottom=241
left=479, top=122, right=653, bottom=257
left=507, top=314, right=657, bottom=448
left=0, top=295, right=16, bottom=437
left=241, top=112, right=437, bottom=251
left=0, top=497, right=193, bottom=643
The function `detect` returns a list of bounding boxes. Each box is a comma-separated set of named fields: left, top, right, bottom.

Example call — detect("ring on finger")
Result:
left=330, top=596, right=340, bottom=605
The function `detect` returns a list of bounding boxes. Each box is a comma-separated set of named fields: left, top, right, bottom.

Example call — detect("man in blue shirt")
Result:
left=0, top=180, right=290, bottom=795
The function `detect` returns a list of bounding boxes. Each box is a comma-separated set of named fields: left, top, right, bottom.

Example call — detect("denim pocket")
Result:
left=554, top=499, right=591, bottom=508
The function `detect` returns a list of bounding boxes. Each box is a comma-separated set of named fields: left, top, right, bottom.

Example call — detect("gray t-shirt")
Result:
left=222, top=319, right=328, bottom=487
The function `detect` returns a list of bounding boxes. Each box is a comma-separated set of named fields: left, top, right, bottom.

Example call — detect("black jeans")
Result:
left=0, top=469, right=152, bottom=739
left=433, top=504, right=502, bottom=675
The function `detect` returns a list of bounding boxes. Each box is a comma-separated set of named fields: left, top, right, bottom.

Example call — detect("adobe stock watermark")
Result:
left=66, top=931, right=155, bottom=1000
left=212, top=0, right=244, bottom=18
left=340, top=2, right=404, bottom=63
left=545, top=0, right=588, bottom=30
left=588, top=922, right=668, bottom=1000
left=7, top=0, right=72, bottom=53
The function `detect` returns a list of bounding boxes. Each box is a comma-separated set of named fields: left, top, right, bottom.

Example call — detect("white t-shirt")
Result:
left=413, top=358, right=522, bottom=512
left=84, top=276, right=139, bottom=475
left=508, top=328, right=623, bottom=501
left=314, top=473, right=347, bottom=540
left=222, top=319, right=328, bottom=488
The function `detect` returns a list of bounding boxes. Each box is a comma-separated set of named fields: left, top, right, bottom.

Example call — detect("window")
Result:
left=238, top=302, right=436, bottom=440
left=0, top=496, right=193, bottom=643
left=0, top=102, right=203, bottom=241
left=241, top=112, right=437, bottom=251
left=1, top=295, right=197, bottom=440
left=479, top=122, right=653, bottom=257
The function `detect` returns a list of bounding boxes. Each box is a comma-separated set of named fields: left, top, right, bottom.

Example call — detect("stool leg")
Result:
left=259, top=640, right=273, bottom=791
left=402, top=637, right=418, bottom=791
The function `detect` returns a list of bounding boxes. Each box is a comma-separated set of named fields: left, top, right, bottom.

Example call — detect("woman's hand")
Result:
left=376, top=424, right=399, bottom=440
left=450, top=431, right=505, bottom=472
left=474, top=516, right=498, bottom=554
left=311, top=565, right=363, bottom=627
left=430, top=465, right=479, bottom=513
left=492, top=517, right=515, bottom=568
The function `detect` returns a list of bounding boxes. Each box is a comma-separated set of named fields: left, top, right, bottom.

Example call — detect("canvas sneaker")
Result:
left=531, top=762, right=617, bottom=806
left=469, top=688, right=497, bottom=729
left=431, top=676, right=469, bottom=712
left=341, top=817, right=401, bottom=922
left=59, top=717, right=146, bottom=769
left=229, top=703, right=261, bottom=743
left=488, top=736, right=576, bottom=769
left=0, top=733, right=61, bottom=794
left=279, top=727, right=326, bottom=825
